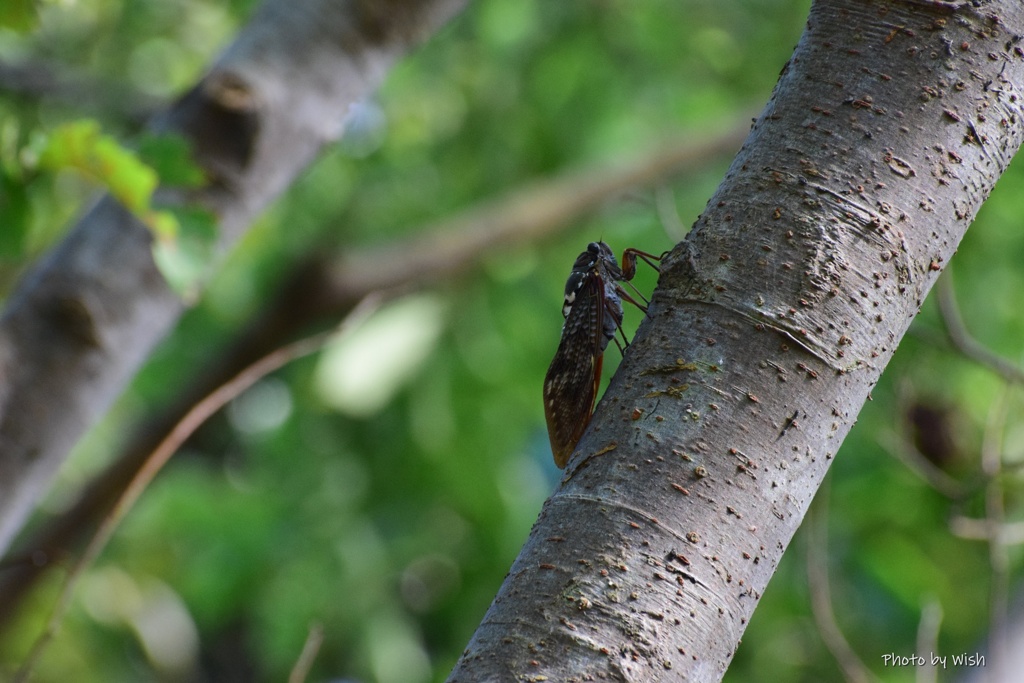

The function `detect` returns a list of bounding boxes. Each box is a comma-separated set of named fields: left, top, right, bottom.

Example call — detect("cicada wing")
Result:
left=543, top=271, right=606, bottom=467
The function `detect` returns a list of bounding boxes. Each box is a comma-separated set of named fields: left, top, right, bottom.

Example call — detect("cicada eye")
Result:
left=587, top=242, right=601, bottom=254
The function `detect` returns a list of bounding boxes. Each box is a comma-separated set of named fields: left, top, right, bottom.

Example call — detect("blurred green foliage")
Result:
left=1, top=0, right=1023, bottom=682
left=0, top=0, right=35, bottom=35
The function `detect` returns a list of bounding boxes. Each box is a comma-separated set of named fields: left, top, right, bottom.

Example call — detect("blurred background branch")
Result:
left=0, top=57, right=161, bottom=123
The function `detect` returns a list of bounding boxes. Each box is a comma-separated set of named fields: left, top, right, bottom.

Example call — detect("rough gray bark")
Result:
left=0, top=0, right=467, bottom=556
left=448, top=1, right=1024, bottom=681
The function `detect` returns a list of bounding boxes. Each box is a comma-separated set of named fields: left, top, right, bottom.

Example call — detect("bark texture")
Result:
left=0, top=0, right=467, bottom=556
left=449, top=1, right=1024, bottom=681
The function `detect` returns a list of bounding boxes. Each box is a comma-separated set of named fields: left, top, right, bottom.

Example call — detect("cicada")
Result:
left=542, top=241, right=662, bottom=467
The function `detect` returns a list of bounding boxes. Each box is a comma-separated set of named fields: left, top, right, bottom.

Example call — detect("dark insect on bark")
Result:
left=543, top=241, right=662, bottom=468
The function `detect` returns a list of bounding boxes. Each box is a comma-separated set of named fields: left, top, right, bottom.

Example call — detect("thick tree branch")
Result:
left=0, top=0, right=468, bottom=556
left=448, top=1, right=1024, bottom=680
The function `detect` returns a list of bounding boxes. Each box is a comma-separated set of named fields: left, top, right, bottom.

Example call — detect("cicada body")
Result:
left=542, top=241, right=661, bottom=467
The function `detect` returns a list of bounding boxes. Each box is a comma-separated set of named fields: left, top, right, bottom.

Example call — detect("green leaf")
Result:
left=150, top=206, right=218, bottom=300
left=0, top=0, right=36, bottom=33
left=38, top=120, right=159, bottom=218
left=0, top=172, right=31, bottom=257
left=147, top=210, right=180, bottom=242
left=137, top=133, right=207, bottom=188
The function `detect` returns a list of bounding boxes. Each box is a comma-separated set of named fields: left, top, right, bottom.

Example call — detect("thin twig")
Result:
left=14, top=293, right=385, bottom=682
left=654, top=184, right=689, bottom=241
left=288, top=622, right=325, bottom=683
left=877, top=429, right=969, bottom=499
left=980, top=385, right=1012, bottom=674
left=915, top=598, right=942, bottom=683
left=806, top=482, right=878, bottom=683
left=937, top=272, right=1024, bottom=384
left=949, top=516, right=1024, bottom=544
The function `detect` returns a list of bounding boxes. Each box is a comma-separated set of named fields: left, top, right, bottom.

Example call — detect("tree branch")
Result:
left=0, top=57, right=161, bottom=124
left=980, top=385, right=1012, bottom=672
left=325, top=120, right=750, bottom=298
left=937, top=271, right=1024, bottom=384
left=447, top=1, right=1024, bottom=680
left=0, top=0, right=468, bottom=556
left=806, top=488, right=877, bottom=683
